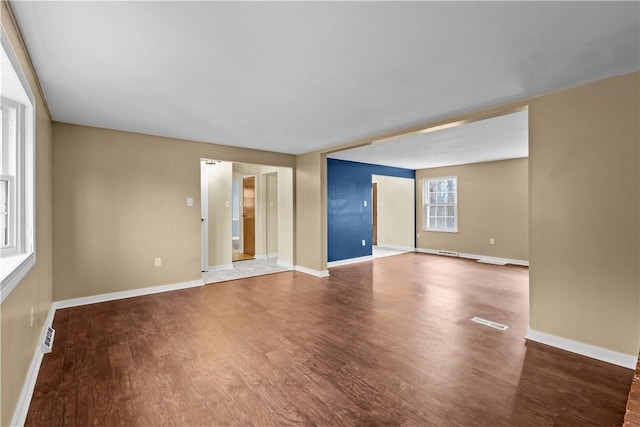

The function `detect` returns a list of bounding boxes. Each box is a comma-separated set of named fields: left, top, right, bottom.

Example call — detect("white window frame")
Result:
left=1, top=26, right=36, bottom=303
left=423, top=176, right=458, bottom=233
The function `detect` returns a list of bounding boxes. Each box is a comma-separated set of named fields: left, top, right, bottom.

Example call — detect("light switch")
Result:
left=187, top=197, right=194, bottom=207
left=363, top=200, right=367, bottom=207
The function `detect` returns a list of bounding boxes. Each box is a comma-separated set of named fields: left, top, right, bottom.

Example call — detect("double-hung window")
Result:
left=423, top=176, right=457, bottom=233
left=1, top=27, right=36, bottom=302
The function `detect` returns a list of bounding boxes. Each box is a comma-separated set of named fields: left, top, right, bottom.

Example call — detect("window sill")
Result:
left=1, top=252, right=35, bottom=303
left=424, top=229, right=459, bottom=234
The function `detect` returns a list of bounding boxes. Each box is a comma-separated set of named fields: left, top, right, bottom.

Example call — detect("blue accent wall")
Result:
left=327, top=159, right=415, bottom=262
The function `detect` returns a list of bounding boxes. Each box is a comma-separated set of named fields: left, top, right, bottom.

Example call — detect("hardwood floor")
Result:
left=26, top=253, right=632, bottom=426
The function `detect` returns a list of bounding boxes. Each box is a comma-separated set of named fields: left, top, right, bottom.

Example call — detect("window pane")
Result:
left=429, top=193, right=437, bottom=204
left=436, top=206, right=445, bottom=216
left=429, top=181, right=437, bottom=192
left=1, top=180, right=7, bottom=246
left=446, top=206, right=454, bottom=216
left=436, top=217, right=445, bottom=229
left=448, top=192, right=456, bottom=203
left=429, top=206, right=436, bottom=216
left=446, top=218, right=455, bottom=230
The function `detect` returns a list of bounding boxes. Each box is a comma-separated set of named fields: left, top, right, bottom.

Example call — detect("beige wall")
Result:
left=275, top=167, right=294, bottom=267
left=266, top=173, right=278, bottom=255
left=1, top=3, right=54, bottom=426
left=207, top=161, right=232, bottom=267
left=415, top=158, right=529, bottom=261
left=52, top=123, right=294, bottom=300
left=528, top=72, right=639, bottom=355
left=312, top=72, right=639, bottom=358
left=295, top=152, right=327, bottom=273
left=372, top=174, right=415, bottom=249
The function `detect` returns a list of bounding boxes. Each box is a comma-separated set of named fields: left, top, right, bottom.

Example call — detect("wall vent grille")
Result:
left=42, top=326, right=55, bottom=354
left=437, top=250, right=459, bottom=257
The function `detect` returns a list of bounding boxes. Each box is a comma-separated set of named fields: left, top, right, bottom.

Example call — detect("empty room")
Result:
left=1, top=2, right=639, bottom=426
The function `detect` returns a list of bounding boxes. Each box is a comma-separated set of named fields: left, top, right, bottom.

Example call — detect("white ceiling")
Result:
left=328, top=110, right=529, bottom=170
left=9, top=1, right=640, bottom=157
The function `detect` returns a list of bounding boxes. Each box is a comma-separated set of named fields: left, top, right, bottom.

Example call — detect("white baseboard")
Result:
left=327, top=255, right=374, bottom=268
left=525, top=328, right=637, bottom=369
left=267, top=252, right=278, bottom=259
left=10, top=303, right=56, bottom=427
left=294, top=265, right=330, bottom=278
left=208, top=264, right=233, bottom=271
left=376, top=244, right=415, bottom=252
left=11, top=278, right=205, bottom=425
left=416, top=247, right=529, bottom=267
left=54, top=279, right=204, bottom=310
left=254, top=254, right=268, bottom=260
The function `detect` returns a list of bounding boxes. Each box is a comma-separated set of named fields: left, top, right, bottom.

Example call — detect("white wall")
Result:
left=207, top=161, right=232, bottom=267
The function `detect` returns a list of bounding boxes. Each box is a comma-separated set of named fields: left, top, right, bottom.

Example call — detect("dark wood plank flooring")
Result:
left=26, top=253, right=633, bottom=426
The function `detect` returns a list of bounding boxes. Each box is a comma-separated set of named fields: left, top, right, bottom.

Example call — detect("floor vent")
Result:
left=41, top=326, right=55, bottom=354
left=437, top=250, right=459, bottom=257
left=471, top=317, right=509, bottom=331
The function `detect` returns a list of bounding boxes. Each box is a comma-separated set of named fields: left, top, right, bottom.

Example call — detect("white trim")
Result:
left=208, top=264, right=233, bottom=271
left=267, top=252, right=278, bottom=259
left=0, top=252, right=34, bottom=303
left=294, top=265, right=330, bottom=277
left=255, top=254, right=268, bottom=260
left=415, top=247, right=529, bottom=267
left=10, top=304, right=55, bottom=427
left=476, top=257, right=507, bottom=265
left=11, top=278, right=205, bottom=425
left=327, top=255, right=374, bottom=268
left=422, top=175, right=458, bottom=233
left=0, top=27, right=37, bottom=304
left=376, top=244, right=415, bottom=252
left=200, top=161, right=209, bottom=272
left=53, top=279, right=204, bottom=310
left=525, top=328, right=637, bottom=370
left=416, top=248, right=443, bottom=255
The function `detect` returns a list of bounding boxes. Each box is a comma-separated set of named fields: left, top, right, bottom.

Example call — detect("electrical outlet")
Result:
left=363, top=200, right=367, bottom=207
left=361, top=240, right=366, bottom=246
left=187, top=197, right=194, bottom=206
left=490, top=238, right=495, bottom=245
left=30, top=307, right=34, bottom=327
left=154, top=258, right=162, bottom=267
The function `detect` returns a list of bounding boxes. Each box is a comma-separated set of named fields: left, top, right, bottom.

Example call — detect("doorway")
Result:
left=372, top=182, right=378, bottom=246
left=201, top=161, right=294, bottom=283
left=239, top=176, right=255, bottom=260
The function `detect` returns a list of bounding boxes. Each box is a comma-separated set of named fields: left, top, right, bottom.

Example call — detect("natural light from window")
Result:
left=1, top=26, right=36, bottom=302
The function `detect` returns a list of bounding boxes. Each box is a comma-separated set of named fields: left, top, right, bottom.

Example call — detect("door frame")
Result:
left=200, top=161, right=209, bottom=272
left=372, top=181, right=378, bottom=246
left=241, top=174, right=257, bottom=257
